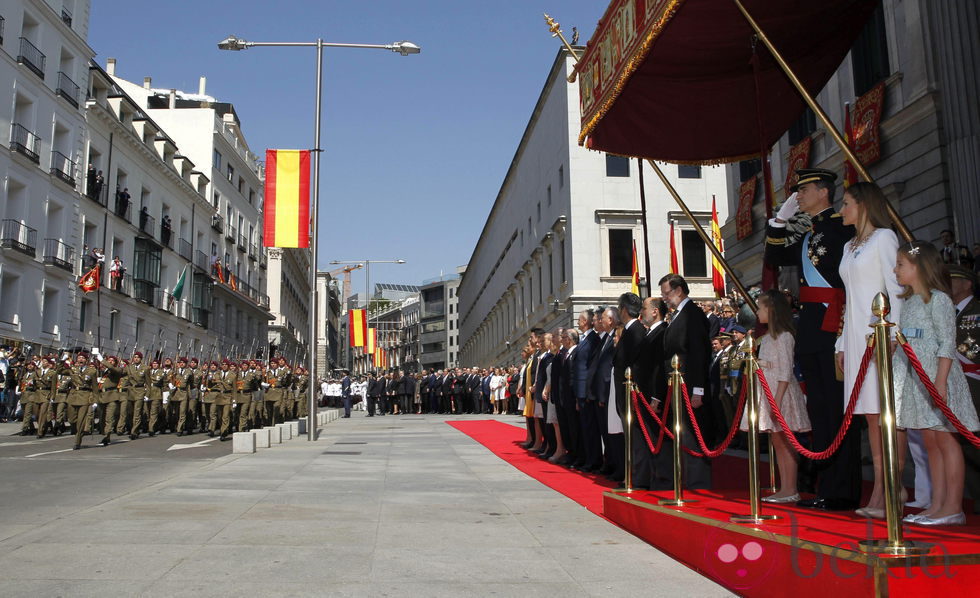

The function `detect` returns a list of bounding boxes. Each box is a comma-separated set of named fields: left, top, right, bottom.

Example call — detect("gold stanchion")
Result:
left=731, top=332, right=779, bottom=523
left=618, top=367, right=634, bottom=493
left=859, top=293, right=931, bottom=555
left=764, top=435, right=778, bottom=492
left=660, top=356, right=697, bottom=507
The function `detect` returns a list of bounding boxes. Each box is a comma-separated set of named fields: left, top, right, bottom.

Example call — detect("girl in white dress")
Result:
left=742, top=290, right=811, bottom=503
left=836, top=182, right=904, bottom=518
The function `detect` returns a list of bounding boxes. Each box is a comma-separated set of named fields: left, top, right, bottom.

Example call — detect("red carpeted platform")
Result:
left=451, top=419, right=980, bottom=596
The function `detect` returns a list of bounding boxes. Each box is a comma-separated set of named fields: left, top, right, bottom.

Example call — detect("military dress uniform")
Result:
left=265, top=365, right=291, bottom=425
left=952, top=270, right=980, bottom=512
left=212, top=366, right=236, bottom=439
left=237, top=366, right=258, bottom=431
left=171, top=365, right=193, bottom=435
left=58, top=360, right=99, bottom=449
left=202, top=365, right=218, bottom=432
left=764, top=168, right=861, bottom=508
left=18, top=366, right=40, bottom=435
left=34, top=364, right=57, bottom=438
left=52, top=372, right=71, bottom=435
left=99, top=362, right=125, bottom=444
left=295, top=371, right=310, bottom=418
left=122, top=360, right=149, bottom=438
left=146, top=367, right=167, bottom=436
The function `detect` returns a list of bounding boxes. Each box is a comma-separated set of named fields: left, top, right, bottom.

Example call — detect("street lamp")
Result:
left=219, top=36, right=420, bottom=440
left=330, top=259, right=406, bottom=374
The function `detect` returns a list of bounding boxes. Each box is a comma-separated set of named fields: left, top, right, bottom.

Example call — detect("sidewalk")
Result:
left=0, top=412, right=729, bottom=596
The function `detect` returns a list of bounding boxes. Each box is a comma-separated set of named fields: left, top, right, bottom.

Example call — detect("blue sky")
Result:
left=90, top=0, right=607, bottom=291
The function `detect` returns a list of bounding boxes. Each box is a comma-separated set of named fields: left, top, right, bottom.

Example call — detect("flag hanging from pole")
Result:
left=374, top=346, right=385, bottom=369
left=366, top=327, right=377, bottom=355
left=229, top=273, right=237, bottom=291
left=348, top=309, right=367, bottom=347
left=843, top=102, right=858, bottom=187
left=630, top=240, right=640, bottom=296
left=668, top=222, right=679, bottom=275
left=79, top=265, right=100, bottom=294
left=264, top=149, right=311, bottom=248
left=172, top=265, right=188, bottom=301
left=710, top=196, right=725, bottom=299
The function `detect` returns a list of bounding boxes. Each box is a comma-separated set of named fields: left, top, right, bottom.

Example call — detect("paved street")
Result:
left=0, top=412, right=728, bottom=597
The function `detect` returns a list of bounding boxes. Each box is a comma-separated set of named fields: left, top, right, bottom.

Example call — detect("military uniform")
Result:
left=52, top=371, right=71, bottom=435
left=764, top=168, right=860, bottom=507
left=237, top=366, right=259, bottom=431
left=33, top=365, right=57, bottom=438
left=202, top=365, right=218, bottom=432
left=99, top=362, right=125, bottom=444
left=18, top=366, right=41, bottom=435
left=121, top=360, right=149, bottom=438
left=954, top=280, right=980, bottom=511
left=211, top=366, right=236, bottom=439
left=146, top=367, right=166, bottom=435
left=265, top=365, right=291, bottom=425
left=171, top=365, right=193, bottom=435
left=295, top=371, right=310, bottom=418
left=58, top=360, right=99, bottom=449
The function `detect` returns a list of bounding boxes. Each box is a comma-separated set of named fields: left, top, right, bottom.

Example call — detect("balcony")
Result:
left=113, top=194, right=132, bottom=223
left=42, top=239, right=75, bottom=272
left=134, top=280, right=157, bottom=305
left=178, top=238, right=193, bottom=262
left=1, top=220, right=37, bottom=257
left=210, top=213, right=224, bottom=233
left=1, top=16, right=5, bottom=45
left=259, top=252, right=267, bottom=269
left=248, top=243, right=258, bottom=261
left=110, top=272, right=133, bottom=296
left=56, top=71, right=80, bottom=108
left=10, top=123, right=40, bottom=163
left=61, top=7, right=73, bottom=28
left=50, top=151, right=76, bottom=187
left=159, top=222, right=174, bottom=249
left=17, top=38, right=45, bottom=79
left=157, top=290, right=192, bottom=320
left=237, top=233, right=247, bottom=252
left=194, top=249, right=210, bottom=272
left=138, top=210, right=155, bottom=237
left=226, top=225, right=237, bottom=243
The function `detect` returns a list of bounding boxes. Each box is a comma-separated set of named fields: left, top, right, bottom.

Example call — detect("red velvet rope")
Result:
left=631, top=389, right=671, bottom=454
left=679, top=379, right=748, bottom=458
left=756, top=341, right=874, bottom=459
left=898, top=342, right=980, bottom=447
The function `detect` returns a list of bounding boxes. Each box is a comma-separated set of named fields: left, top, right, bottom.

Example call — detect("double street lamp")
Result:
left=218, top=35, right=420, bottom=440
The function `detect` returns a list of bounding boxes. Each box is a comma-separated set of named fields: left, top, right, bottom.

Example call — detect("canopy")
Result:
left=577, top=0, right=879, bottom=164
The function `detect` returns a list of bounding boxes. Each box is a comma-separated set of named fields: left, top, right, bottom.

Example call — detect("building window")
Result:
left=681, top=229, right=708, bottom=278
left=449, top=303, right=454, bottom=314
left=548, top=253, right=554, bottom=295
left=605, top=154, right=630, bottom=177
left=678, top=165, right=702, bottom=179
left=226, top=163, right=235, bottom=182
left=0, top=273, right=19, bottom=323
left=547, top=185, right=552, bottom=206
left=213, top=150, right=222, bottom=169
left=559, top=238, right=566, bottom=283
left=739, top=159, right=761, bottom=182
left=608, top=229, right=633, bottom=276
left=527, top=217, right=532, bottom=237
left=135, top=318, right=143, bottom=343
left=536, top=201, right=541, bottom=222
left=537, top=264, right=543, bottom=304
left=852, top=5, right=890, bottom=97
left=109, top=311, right=117, bottom=340
left=787, top=108, right=816, bottom=146
left=558, top=165, right=564, bottom=188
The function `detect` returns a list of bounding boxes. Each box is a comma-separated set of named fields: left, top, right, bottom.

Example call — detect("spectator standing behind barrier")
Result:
left=949, top=265, right=980, bottom=514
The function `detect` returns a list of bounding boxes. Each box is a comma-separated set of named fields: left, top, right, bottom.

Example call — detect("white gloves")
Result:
left=775, top=192, right=799, bottom=221
left=61, top=352, right=70, bottom=361
left=261, top=382, right=270, bottom=389
left=143, top=396, right=149, bottom=402
left=92, top=403, right=98, bottom=408
left=232, top=401, right=237, bottom=408
left=92, top=347, right=101, bottom=358
left=169, top=383, right=176, bottom=390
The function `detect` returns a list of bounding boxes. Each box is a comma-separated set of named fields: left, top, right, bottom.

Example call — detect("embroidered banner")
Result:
left=736, top=177, right=757, bottom=240
left=852, top=81, right=885, bottom=166
left=783, top=137, right=812, bottom=197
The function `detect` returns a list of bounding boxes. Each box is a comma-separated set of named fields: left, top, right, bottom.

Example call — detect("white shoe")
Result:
left=761, top=493, right=800, bottom=504
left=905, top=500, right=930, bottom=509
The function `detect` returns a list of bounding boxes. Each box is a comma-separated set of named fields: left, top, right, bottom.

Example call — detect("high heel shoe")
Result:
left=917, top=512, right=966, bottom=526
left=762, top=493, right=800, bottom=504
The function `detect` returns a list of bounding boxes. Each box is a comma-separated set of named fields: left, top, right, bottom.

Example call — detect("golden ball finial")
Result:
left=871, top=292, right=890, bottom=319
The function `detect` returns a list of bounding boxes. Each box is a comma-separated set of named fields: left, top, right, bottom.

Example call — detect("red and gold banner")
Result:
left=630, top=240, right=640, bottom=295
left=79, top=265, right=100, bottom=293
left=852, top=82, right=885, bottom=166
left=668, top=221, right=679, bottom=275
left=366, top=327, right=377, bottom=355
left=783, top=137, right=812, bottom=197
left=264, top=149, right=310, bottom=248
left=736, top=177, right=757, bottom=240
left=577, top=0, right=679, bottom=141
left=710, top=196, right=725, bottom=298
left=348, top=309, right=367, bottom=347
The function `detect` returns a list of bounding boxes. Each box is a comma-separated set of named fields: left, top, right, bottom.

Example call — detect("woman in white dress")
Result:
left=836, top=182, right=904, bottom=518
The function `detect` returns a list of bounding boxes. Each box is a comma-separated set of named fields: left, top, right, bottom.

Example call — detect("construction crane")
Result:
left=326, top=263, right=363, bottom=311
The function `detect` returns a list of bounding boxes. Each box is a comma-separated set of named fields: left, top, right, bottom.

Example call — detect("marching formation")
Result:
left=7, top=350, right=310, bottom=450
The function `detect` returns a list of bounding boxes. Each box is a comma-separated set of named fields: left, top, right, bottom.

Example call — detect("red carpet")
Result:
left=446, top=419, right=615, bottom=515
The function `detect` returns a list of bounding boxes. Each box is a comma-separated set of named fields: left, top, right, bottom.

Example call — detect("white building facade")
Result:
left=0, top=0, right=94, bottom=351
left=458, top=48, right=730, bottom=367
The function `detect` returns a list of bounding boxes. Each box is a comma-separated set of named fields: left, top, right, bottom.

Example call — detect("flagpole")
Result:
left=306, top=38, right=323, bottom=441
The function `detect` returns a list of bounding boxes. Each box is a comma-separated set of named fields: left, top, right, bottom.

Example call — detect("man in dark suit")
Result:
left=551, top=334, right=572, bottom=463
left=765, top=168, right=860, bottom=511
left=533, top=333, right=557, bottom=457
left=591, top=309, right=618, bottom=476
left=660, top=274, right=713, bottom=490
left=558, top=328, right=581, bottom=466
left=607, top=293, right=648, bottom=483
left=440, top=370, right=453, bottom=414
left=574, top=309, right=602, bottom=471
left=367, top=372, right=384, bottom=416
left=634, top=297, right=669, bottom=489
left=480, top=370, right=493, bottom=415
left=341, top=372, right=352, bottom=418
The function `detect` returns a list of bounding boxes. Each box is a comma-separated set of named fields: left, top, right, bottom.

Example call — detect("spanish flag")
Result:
left=630, top=240, right=640, bottom=296
left=264, top=149, right=310, bottom=248
left=710, top=196, right=725, bottom=299
left=366, top=327, right=377, bottom=355
left=373, top=346, right=385, bottom=369
left=348, top=309, right=367, bottom=347
left=668, top=221, right=679, bottom=275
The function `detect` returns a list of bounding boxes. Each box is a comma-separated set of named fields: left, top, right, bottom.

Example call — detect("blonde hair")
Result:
left=897, top=241, right=951, bottom=301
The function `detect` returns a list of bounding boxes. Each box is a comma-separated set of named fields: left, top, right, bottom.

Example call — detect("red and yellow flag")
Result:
left=348, top=309, right=367, bottom=347
left=366, top=327, right=377, bottom=355
left=843, top=102, right=858, bottom=188
left=79, top=265, right=100, bottom=293
left=630, top=240, right=640, bottom=296
left=373, top=346, right=385, bottom=369
left=229, top=273, right=237, bottom=291
left=668, top=222, right=679, bottom=275
left=710, top=196, right=725, bottom=299
left=264, top=149, right=310, bottom=248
